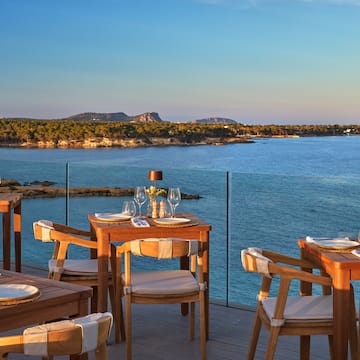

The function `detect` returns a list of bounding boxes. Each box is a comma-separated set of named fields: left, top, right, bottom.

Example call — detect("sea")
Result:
left=1, top=135, right=360, bottom=307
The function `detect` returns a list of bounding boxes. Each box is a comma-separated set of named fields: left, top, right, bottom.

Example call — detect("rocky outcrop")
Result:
left=0, top=179, right=200, bottom=199
left=129, top=112, right=162, bottom=122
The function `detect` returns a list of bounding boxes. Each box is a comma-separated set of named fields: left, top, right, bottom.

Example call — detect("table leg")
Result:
left=332, top=274, right=350, bottom=360
left=180, top=256, right=189, bottom=316
left=2, top=212, right=11, bottom=270
left=200, top=230, right=209, bottom=340
left=299, top=248, right=313, bottom=357
left=97, top=233, right=110, bottom=312
left=14, top=203, right=21, bottom=272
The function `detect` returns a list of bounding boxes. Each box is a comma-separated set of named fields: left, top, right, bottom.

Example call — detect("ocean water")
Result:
left=1, top=136, right=360, bottom=306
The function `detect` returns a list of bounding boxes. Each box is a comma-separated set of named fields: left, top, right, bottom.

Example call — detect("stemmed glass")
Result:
left=134, top=186, right=147, bottom=218
left=167, top=187, right=181, bottom=218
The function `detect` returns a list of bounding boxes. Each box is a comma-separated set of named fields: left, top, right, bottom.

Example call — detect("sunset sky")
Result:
left=1, top=0, right=360, bottom=124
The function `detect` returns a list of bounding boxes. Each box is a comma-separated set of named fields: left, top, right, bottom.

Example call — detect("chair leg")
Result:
left=247, top=307, right=262, bottom=360
left=119, top=297, right=126, bottom=342
left=300, top=335, right=310, bottom=360
left=265, top=327, right=280, bottom=360
left=110, top=284, right=125, bottom=343
left=126, top=295, right=132, bottom=360
left=95, top=343, right=109, bottom=360
left=199, top=291, right=207, bottom=360
left=328, top=335, right=334, bottom=360
left=190, top=302, right=195, bottom=340
left=348, top=285, right=358, bottom=360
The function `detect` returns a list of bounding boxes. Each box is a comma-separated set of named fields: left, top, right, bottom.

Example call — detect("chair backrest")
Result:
left=112, top=238, right=204, bottom=289
left=128, top=238, right=201, bottom=259
left=0, top=312, right=113, bottom=359
left=241, top=247, right=273, bottom=278
left=33, top=220, right=56, bottom=242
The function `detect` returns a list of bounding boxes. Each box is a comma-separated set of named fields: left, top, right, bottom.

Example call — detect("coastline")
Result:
left=0, top=136, right=253, bottom=149
left=0, top=180, right=200, bottom=199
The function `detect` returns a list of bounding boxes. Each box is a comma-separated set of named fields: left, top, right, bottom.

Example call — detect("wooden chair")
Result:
left=0, top=312, right=113, bottom=360
left=110, top=238, right=206, bottom=360
left=241, top=247, right=358, bottom=360
left=33, top=220, right=115, bottom=313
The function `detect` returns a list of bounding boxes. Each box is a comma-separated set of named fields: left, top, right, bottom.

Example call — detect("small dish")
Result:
left=153, top=217, right=191, bottom=226
left=94, top=213, right=132, bottom=221
left=0, top=284, right=40, bottom=302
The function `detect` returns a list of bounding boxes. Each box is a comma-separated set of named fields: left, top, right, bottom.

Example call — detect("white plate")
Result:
left=153, top=217, right=191, bottom=226
left=95, top=213, right=132, bottom=221
left=311, top=238, right=359, bottom=249
left=0, top=284, right=39, bottom=302
left=352, top=249, right=360, bottom=258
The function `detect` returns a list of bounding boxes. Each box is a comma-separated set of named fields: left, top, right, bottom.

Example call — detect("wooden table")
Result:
left=0, top=269, right=92, bottom=332
left=88, top=212, right=211, bottom=334
left=0, top=193, right=22, bottom=272
left=298, top=239, right=360, bottom=360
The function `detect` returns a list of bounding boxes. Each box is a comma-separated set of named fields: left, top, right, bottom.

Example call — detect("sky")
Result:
left=0, top=0, right=360, bottom=125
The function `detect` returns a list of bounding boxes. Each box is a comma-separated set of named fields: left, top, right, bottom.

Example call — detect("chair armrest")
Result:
left=263, top=249, right=322, bottom=270
left=270, top=262, right=332, bottom=287
left=53, top=223, right=91, bottom=237
left=52, top=230, right=98, bottom=250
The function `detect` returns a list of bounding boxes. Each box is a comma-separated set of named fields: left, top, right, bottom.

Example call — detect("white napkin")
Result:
left=131, top=217, right=150, bottom=227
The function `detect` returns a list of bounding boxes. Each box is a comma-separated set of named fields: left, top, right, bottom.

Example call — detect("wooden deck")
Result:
left=1, top=264, right=334, bottom=359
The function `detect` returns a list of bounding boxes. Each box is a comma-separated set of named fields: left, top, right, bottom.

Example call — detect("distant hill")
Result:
left=63, top=111, right=163, bottom=122
left=192, top=117, right=238, bottom=124
left=4, top=112, right=240, bottom=124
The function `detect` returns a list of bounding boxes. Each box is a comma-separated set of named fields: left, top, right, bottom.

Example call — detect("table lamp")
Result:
left=148, top=170, right=163, bottom=182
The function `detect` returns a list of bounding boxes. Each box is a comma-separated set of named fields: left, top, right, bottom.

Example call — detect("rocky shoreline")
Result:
left=0, top=179, right=200, bottom=199
left=0, top=136, right=253, bottom=149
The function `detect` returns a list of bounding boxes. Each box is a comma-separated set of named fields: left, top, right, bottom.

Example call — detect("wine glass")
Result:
left=167, top=187, right=181, bottom=218
left=134, top=186, right=147, bottom=218
left=122, top=200, right=136, bottom=217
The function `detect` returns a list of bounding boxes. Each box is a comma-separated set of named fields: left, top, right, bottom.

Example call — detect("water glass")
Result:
left=122, top=200, right=136, bottom=217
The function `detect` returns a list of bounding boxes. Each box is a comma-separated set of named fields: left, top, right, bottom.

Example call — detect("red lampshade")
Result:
left=148, top=170, right=163, bottom=181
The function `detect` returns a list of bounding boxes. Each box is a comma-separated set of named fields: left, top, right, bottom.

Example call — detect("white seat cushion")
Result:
left=262, top=295, right=333, bottom=323
left=125, top=270, right=199, bottom=295
left=49, top=259, right=110, bottom=276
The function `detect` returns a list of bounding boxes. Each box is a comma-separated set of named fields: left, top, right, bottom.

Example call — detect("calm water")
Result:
left=1, top=136, right=360, bottom=177
left=1, top=136, right=360, bottom=306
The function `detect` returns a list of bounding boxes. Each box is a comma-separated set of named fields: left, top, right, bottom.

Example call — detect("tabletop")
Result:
left=0, top=270, right=92, bottom=332
left=88, top=212, right=211, bottom=240
left=0, top=193, right=22, bottom=210
left=298, top=239, right=360, bottom=278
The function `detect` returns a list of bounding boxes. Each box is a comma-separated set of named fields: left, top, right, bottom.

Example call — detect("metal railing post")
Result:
left=65, top=162, right=70, bottom=225
left=226, top=171, right=231, bottom=306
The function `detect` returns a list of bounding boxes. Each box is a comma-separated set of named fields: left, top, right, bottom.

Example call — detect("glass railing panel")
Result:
left=228, top=172, right=360, bottom=308
left=0, top=159, right=68, bottom=268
